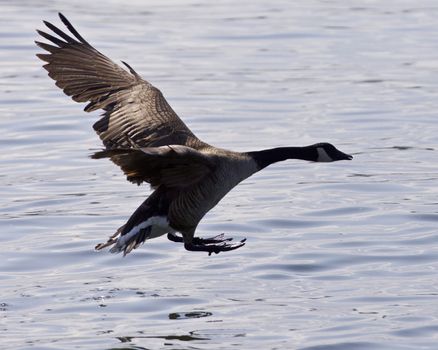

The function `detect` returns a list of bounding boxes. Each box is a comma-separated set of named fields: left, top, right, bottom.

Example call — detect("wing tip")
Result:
left=57, top=12, right=90, bottom=45
left=58, top=12, right=69, bottom=26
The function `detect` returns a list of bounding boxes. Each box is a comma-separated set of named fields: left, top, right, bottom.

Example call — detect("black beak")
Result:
left=336, top=149, right=353, bottom=161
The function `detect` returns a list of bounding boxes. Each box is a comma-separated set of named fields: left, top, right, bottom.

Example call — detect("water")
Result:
left=2, top=0, right=438, bottom=349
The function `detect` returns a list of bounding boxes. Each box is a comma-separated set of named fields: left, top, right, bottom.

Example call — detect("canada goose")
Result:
left=36, top=13, right=352, bottom=256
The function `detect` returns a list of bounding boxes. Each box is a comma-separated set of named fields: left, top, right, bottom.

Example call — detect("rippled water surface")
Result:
left=2, top=1, right=438, bottom=349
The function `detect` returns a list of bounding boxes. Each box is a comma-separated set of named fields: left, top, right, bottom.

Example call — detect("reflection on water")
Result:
left=2, top=0, right=438, bottom=349
left=168, top=311, right=213, bottom=320
left=117, top=331, right=210, bottom=343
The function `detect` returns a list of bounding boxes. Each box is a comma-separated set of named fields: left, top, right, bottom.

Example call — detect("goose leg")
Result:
left=167, top=232, right=184, bottom=243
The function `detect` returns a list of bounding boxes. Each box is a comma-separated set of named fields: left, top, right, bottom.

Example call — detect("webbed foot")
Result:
left=184, top=238, right=246, bottom=256
left=167, top=232, right=234, bottom=245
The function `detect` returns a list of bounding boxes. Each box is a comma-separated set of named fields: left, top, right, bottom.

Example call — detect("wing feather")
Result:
left=36, top=13, right=206, bottom=150
left=92, top=145, right=216, bottom=188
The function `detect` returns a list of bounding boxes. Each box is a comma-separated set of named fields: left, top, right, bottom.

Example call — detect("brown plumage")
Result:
left=36, top=13, right=352, bottom=256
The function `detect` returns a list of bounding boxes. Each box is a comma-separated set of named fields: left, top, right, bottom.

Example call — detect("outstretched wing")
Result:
left=35, top=13, right=205, bottom=149
left=92, top=145, right=216, bottom=188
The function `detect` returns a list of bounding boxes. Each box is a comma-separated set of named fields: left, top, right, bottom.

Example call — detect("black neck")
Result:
left=248, top=146, right=317, bottom=169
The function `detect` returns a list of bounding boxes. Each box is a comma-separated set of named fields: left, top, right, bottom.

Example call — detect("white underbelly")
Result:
left=149, top=222, right=174, bottom=239
left=121, top=216, right=175, bottom=244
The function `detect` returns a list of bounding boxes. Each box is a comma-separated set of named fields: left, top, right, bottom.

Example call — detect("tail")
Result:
left=95, top=224, right=125, bottom=251
left=95, top=189, right=171, bottom=256
left=95, top=220, right=152, bottom=256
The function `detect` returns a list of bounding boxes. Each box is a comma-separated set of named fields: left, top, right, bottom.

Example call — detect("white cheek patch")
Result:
left=316, top=147, right=333, bottom=162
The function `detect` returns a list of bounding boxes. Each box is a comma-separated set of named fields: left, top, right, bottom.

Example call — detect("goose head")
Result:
left=312, top=143, right=353, bottom=162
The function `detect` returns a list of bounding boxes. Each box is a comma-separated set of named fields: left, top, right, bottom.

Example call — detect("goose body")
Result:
left=36, top=14, right=352, bottom=256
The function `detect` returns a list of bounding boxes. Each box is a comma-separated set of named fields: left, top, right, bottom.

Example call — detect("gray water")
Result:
left=2, top=1, right=438, bottom=349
